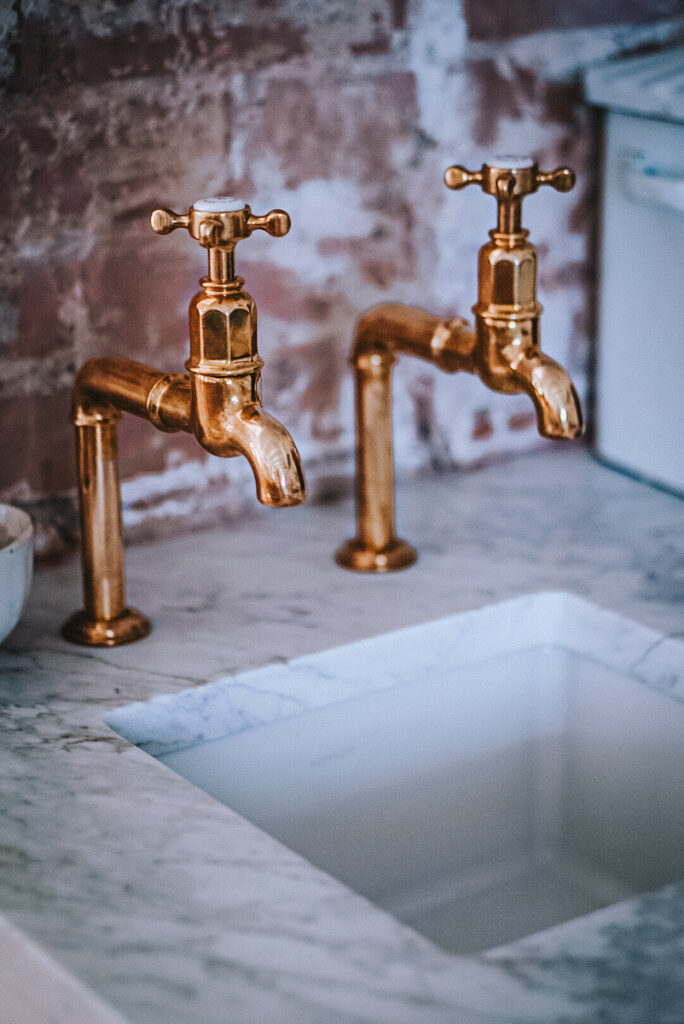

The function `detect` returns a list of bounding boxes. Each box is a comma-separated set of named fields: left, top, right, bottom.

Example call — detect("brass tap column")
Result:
left=337, top=158, right=583, bottom=573
left=63, top=197, right=305, bottom=647
left=337, top=306, right=477, bottom=573
left=345, top=347, right=409, bottom=572
left=71, top=410, right=135, bottom=644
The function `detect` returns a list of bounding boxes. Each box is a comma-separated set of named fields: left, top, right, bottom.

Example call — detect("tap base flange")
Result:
left=335, top=537, right=417, bottom=574
left=62, top=607, right=151, bottom=647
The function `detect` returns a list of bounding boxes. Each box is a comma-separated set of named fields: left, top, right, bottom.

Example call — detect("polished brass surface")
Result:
left=63, top=199, right=305, bottom=646
left=336, top=160, right=584, bottom=573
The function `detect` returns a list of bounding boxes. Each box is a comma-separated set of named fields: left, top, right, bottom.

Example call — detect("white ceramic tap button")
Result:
left=193, top=197, right=245, bottom=212
left=492, top=155, right=534, bottom=169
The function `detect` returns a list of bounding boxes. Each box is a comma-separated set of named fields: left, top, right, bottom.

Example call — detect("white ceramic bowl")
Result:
left=0, top=505, right=33, bottom=644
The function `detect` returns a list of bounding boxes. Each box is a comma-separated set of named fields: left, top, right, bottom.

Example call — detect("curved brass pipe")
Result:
left=353, top=303, right=476, bottom=372
left=74, top=358, right=191, bottom=430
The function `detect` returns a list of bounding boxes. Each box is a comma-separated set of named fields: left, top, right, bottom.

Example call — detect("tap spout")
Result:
left=507, top=350, right=583, bottom=439
left=472, top=317, right=583, bottom=440
left=191, top=369, right=306, bottom=507
left=229, top=404, right=306, bottom=507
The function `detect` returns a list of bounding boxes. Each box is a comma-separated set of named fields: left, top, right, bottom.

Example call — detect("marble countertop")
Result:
left=1, top=447, right=683, bottom=1024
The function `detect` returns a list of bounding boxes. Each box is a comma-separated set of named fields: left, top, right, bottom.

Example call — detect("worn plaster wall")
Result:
left=1, top=0, right=682, bottom=557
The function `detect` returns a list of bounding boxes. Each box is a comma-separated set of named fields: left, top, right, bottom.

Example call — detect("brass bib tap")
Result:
left=62, top=198, right=305, bottom=647
left=336, top=158, right=583, bottom=573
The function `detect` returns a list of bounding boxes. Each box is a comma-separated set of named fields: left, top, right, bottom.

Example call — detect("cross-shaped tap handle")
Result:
left=444, top=158, right=575, bottom=233
left=150, top=198, right=290, bottom=284
left=151, top=198, right=290, bottom=248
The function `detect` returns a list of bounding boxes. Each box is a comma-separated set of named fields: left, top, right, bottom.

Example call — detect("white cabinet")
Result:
left=587, top=49, right=684, bottom=494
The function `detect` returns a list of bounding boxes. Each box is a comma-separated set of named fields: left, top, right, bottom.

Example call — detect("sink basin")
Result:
left=107, top=592, right=684, bottom=955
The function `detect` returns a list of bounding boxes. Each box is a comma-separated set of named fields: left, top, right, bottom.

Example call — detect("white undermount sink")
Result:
left=107, top=592, right=684, bottom=955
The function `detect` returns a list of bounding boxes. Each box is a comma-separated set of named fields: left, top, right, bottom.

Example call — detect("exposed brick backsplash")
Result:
left=0, top=0, right=681, bottom=559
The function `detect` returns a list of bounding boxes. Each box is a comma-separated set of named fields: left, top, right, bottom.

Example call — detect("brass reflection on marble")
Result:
left=62, top=200, right=306, bottom=647
left=336, top=160, right=583, bottom=573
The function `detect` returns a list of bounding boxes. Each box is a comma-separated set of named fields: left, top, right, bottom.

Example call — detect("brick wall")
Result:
left=1, top=0, right=681, bottom=557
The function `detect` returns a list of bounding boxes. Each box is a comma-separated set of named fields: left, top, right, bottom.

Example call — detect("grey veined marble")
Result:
left=0, top=449, right=682, bottom=1024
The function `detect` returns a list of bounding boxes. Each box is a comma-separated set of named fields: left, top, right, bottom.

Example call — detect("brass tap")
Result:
left=63, top=198, right=306, bottom=647
left=336, top=157, right=584, bottom=573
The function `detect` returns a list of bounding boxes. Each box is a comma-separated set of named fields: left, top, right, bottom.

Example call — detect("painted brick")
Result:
left=0, top=0, right=680, bottom=555
left=464, top=0, right=684, bottom=41
left=117, top=414, right=199, bottom=482
left=14, top=261, right=81, bottom=359
left=243, top=70, right=418, bottom=190
left=0, top=389, right=74, bottom=495
left=80, top=245, right=192, bottom=365
left=5, top=9, right=306, bottom=92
